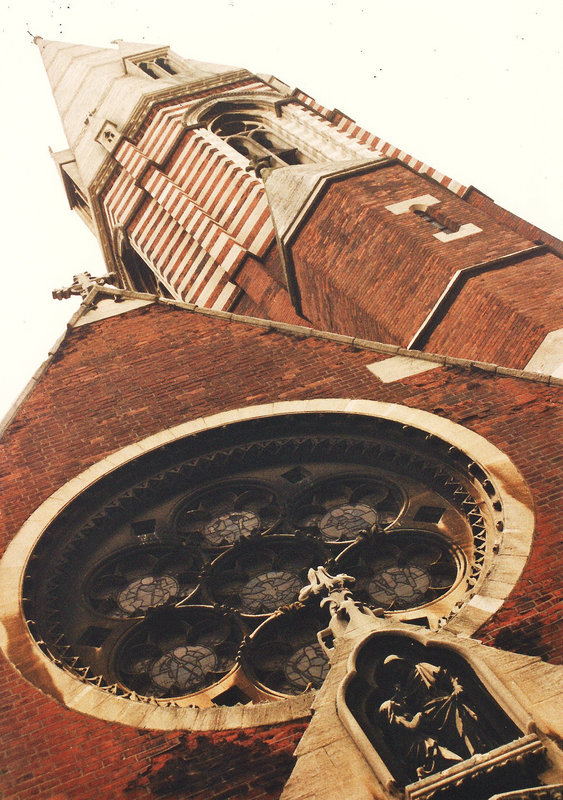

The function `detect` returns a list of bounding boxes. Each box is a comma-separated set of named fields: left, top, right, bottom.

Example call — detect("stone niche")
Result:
left=340, top=631, right=554, bottom=800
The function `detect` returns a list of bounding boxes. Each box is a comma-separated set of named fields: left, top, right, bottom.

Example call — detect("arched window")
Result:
left=155, top=56, right=177, bottom=75
left=205, top=103, right=313, bottom=172
left=137, top=56, right=180, bottom=80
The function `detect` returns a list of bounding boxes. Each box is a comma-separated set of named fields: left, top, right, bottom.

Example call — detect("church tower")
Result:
left=38, top=35, right=563, bottom=367
left=0, top=38, right=561, bottom=800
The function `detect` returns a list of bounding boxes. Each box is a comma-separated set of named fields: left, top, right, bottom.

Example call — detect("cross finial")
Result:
left=52, top=271, right=117, bottom=301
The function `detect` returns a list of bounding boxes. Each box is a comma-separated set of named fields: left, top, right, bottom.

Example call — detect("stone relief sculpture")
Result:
left=342, top=634, right=544, bottom=793
left=287, top=563, right=547, bottom=796
left=377, top=654, right=490, bottom=780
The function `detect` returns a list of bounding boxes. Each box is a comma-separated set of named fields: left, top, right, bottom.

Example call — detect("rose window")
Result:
left=22, top=414, right=502, bottom=708
left=246, top=605, right=332, bottom=695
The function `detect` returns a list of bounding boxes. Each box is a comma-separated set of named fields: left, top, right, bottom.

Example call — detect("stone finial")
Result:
left=299, top=566, right=383, bottom=651
left=298, top=566, right=355, bottom=602
left=52, top=271, right=117, bottom=300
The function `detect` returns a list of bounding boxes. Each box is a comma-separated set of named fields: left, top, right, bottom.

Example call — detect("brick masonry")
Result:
left=464, top=186, right=563, bottom=257
left=288, top=165, right=563, bottom=367
left=0, top=674, right=306, bottom=800
left=0, top=301, right=561, bottom=798
left=423, top=251, right=563, bottom=365
left=230, top=248, right=306, bottom=325
left=100, top=78, right=277, bottom=311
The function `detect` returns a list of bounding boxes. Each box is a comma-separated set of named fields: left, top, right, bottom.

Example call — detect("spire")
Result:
left=34, top=37, right=136, bottom=186
left=34, top=37, right=121, bottom=103
left=35, top=37, right=242, bottom=187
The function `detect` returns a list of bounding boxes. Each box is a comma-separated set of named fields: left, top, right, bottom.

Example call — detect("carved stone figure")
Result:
left=378, top=654, right=499, bottom=779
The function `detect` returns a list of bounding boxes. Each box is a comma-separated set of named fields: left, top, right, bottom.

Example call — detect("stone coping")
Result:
left=1, top=285, right=560, bottom=442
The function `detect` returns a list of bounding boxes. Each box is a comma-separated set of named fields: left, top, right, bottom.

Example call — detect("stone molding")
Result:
left=181, top=89, right=288, bottom=126
left=3, top=284, right=559, bottom=441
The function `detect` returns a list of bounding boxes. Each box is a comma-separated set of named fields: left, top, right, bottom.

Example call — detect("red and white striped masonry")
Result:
left=101, top=79, right=466, bottom=312
left=293, top=89, right=467, bottom=196
left=102, top=81, right=275, bottom=311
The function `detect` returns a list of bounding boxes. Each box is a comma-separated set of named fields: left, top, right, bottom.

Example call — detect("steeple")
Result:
left=37, top=37, right=563, bottom=373
left=35, top=36, right=243, bottom=188
left=35, top=37, right=132, bottom=179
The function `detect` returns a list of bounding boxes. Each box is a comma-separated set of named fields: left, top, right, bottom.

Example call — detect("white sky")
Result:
left=1, top=0, right=562, bottom=420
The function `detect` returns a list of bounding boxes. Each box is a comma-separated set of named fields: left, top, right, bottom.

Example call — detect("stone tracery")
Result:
left=21, top=412, right=503, bottom=707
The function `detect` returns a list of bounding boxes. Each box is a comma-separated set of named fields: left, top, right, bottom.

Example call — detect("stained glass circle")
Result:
left=117, top=575, right=179, bottom=614
left=368, top=565, right=430, bottom=606
left=204, top=511, right=260, bottom=545
left=318, top=503, right=378, bottom=541
left=240, top=570, right=303, bottom=614
left=150, top=645, right=217, bottom=692
left=285, top=643, right=330, bottom=690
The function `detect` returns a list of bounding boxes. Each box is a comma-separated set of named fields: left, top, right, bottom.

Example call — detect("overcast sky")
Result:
left=1, top=0, right=562, bottom=420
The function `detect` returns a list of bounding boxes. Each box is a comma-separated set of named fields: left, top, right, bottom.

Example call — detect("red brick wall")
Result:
left=290, top=165, right=532, bottom=343
left=231, top=251, right=305, bottom=325
left=423, top=251, right=563, bottom=367
left=464, top=187, right=563, bottom=257
left=0, top=666, right=307, bottom=800
left=287, top=165, right=562, bottom=367
left=0, top=304, right=561, bottom=797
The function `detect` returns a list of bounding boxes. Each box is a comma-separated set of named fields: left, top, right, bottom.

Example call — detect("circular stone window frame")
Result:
left=0, top=399, right=534, bottom=731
